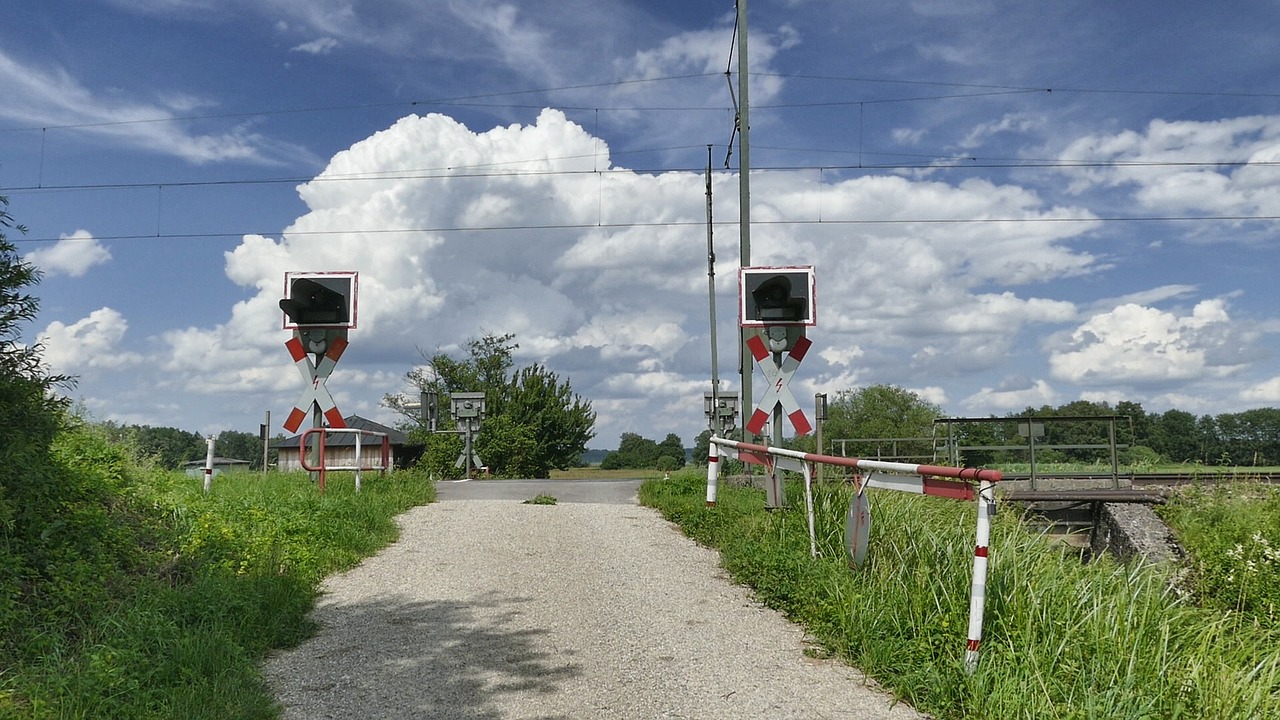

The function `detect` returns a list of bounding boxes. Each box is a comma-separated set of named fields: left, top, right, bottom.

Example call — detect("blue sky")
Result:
left=4, top=1, right=1280, bottom=449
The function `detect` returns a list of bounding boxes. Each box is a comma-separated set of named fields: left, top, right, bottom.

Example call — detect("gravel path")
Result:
left=263, top=487, right=923, bottom=719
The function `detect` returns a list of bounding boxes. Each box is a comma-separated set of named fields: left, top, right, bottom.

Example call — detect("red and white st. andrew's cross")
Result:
left=282, top=334, right=348, bottom=433
left=745, top=333, right=812, bottom=437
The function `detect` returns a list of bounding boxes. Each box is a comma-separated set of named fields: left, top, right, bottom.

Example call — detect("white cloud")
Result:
left=1048, top=299, right=1246, bottom=385
left=290, top=37, right=340, bottom=55
left=1240, top=377, right=1280, bottom=403
left=1058, top=115, right=1280, bottom=218
left=819, top=345, right=865, bottom=367
left=1088, top=284, right=1198, bottom=312
left=0, top=48, right=317, bottom=165
left=23, top=230, right=111, bottom=277
left=892, top=127, right=927, bottom=145
left=960, top=113, right=1042, bottom=150
left=910, top=385, right=948, bottom=407
left=37, top=308, right=142, bottom=374
left=963, top=378, right=1058, bottom=412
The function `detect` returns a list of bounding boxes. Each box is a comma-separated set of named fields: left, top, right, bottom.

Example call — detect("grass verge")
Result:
left=1, top=425, right=434, bottom=719
left=640, top=471, right=1280, bottom=719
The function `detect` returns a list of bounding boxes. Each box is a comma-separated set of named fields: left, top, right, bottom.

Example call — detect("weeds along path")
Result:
left=263, top=483, right=922, bottom=719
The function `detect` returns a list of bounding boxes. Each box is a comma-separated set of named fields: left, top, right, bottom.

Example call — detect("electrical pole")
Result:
left=737, top=0, right=754, bottom=443
left=706, top=146, right=722, bottom=431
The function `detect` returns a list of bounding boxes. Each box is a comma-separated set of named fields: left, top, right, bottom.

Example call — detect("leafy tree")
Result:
left=600, top=432, right=685, bottom=470
left=0, top=197, right=70, bottom=459
left=386, top=333, right=595, bottom=478
left=941, top=418, right=1003, bottom=466
left=1016, top=399, right=1118, bottom=463
left=1196, top=414, right=1224, bottom=465
left=213, top=430, right=267, bottom=469
left=1215, top=408, right=1280, bottom=466
left=475, top=415, right=540, bottom=478
left=1140, top=409, right=1188, bottom=463
left=692, top=429, right=713, bottom=466
left=823, top=384, right=940, bottom=461
left=130, top=425, right=205, bottom=468
left=658, top=433, right=687, bottom=469
left=1116, top=400, right=1151, bottom=446
left=407, top=425, right=465, bottom=480
left=505, top=363, right=596, bottom=475
left=601, top=432, right=660, bottom=469
left=0, top=197, right=77, bottom=655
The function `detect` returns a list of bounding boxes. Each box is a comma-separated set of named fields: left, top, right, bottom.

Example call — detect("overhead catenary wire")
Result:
left=3, top=62, right=1275, bottom=195
left=4, top=153, right=1278, bottom=197
left=3, top=71, right=1275, bottom=136
left=15, top=213, right=1280, bottom=245
left=6, top=64, right=1280, bottom=244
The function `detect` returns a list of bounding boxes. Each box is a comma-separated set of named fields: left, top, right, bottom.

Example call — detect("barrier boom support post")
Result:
left=299, top=428, right=391, bottom=495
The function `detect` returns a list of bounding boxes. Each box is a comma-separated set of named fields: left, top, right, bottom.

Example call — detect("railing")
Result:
left=705, top=436, right=1001, bottom=673
left=299, top=428, right=391, bottom=494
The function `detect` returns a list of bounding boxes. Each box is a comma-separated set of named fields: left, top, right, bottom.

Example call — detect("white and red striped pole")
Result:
left=706, top=447, right=721, bottom=506
left=202, top=435, right=216, bottom=494
left=964, top=478, right=996, bottom=674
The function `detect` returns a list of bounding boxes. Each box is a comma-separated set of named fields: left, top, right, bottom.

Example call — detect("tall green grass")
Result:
left=1, top=424, right=434, bottom=719
left=1158, top=482, right=1280, bottom=629
left=641, top=472, right=1280, bottom=719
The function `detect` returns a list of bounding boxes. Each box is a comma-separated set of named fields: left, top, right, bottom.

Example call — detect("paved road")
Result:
left=263, top=480, right=922, bottom=719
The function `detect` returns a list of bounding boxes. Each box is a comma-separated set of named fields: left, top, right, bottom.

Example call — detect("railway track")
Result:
left=997, top=472, right=1279, bottom=486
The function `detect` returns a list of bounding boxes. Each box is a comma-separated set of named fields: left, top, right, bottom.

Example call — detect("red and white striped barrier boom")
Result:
left=705, top=436, right=1001, bottom=673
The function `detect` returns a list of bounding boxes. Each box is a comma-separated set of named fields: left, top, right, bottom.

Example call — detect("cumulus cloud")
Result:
left=1048, top=299, right=1246, bottom=385
left=23, top=230, right=111, bottom=277
left=959, top=112, right=1042, bottom=150
left=37, top=308, right=142, bottom=374
left=1240, top=376, right=1280, bottom=403
left=1059, top=115, right=1280, bottom=217
left=146, top=108, right=1104, bottom=441
left=962, top=378, right=1058, bottom=412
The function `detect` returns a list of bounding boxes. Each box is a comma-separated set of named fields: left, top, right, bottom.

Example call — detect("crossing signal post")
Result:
left=450, top=392, right=486, bottom=480
left=279, top=272, right=358, bottom=481
left=739, top=266, right=816, bottom=508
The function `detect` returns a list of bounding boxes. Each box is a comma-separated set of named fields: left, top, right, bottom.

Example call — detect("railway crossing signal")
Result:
left=280, top=272, right=357, bottom=330
left=280, top=271, right=358, bottom=435
left=739, top=266, right=815, bottom=328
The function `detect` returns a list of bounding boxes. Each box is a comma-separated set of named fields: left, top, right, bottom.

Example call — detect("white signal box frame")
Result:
left=281, top=271, right=359, bottom=330
left=739, top=265, right=816, bottom=327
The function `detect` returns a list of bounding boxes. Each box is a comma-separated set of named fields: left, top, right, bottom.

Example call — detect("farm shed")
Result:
left=274, top=416, right=418, bottom=473
left=183, top=457, right=252, bottom=477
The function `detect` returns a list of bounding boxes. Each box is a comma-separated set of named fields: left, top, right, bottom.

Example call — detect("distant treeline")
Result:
left=93, top=422, right=276, bottom=470
left=598, top=432, right=688, bottom=471
left=938, top=400, right=1280, bottom=467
